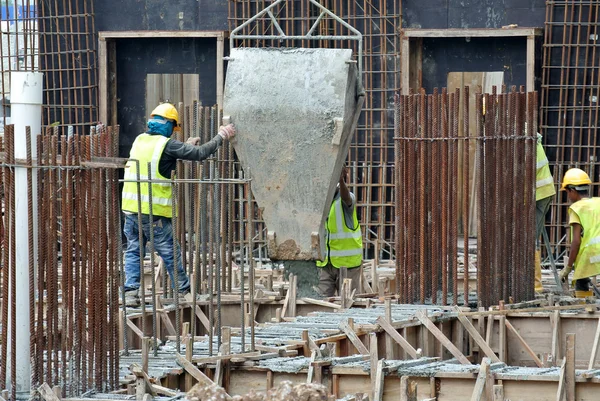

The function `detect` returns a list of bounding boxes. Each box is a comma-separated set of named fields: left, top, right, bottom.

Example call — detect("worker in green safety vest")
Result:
left=121, top=102, right=236, bottom=307
left=315, top=166, right=363, bottom=297
left=535, top=134, right=556, bottom=292
left=559, top=168, right=600, bottom=297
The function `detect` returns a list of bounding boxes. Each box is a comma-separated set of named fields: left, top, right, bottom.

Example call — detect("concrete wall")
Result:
left=94, top=0, right=547, bottom=153
left=115, top=38, right=218, bottom=156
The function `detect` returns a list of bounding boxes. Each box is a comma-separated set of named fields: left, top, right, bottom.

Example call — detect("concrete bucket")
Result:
left=224, top=0, right=364, bottom=261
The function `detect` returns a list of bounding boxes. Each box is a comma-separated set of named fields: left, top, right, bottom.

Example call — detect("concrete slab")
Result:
left=224, top=47, right=364, bottom=260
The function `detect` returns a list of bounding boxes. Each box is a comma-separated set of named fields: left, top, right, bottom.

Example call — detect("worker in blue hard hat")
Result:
left=121, top=102, right=235, bottom=307
left=315, top=166, right=363, bottom=297
left=559, top=168, right=600, bottom=298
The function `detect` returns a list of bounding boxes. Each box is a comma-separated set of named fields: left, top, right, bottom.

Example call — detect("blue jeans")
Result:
left=123, top=213, right=190, bottom=293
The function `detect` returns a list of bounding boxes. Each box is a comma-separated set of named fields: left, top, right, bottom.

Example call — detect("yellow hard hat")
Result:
left=151, top=103, right=179, bottom=125
left=561, top=168, right=592, bottom=191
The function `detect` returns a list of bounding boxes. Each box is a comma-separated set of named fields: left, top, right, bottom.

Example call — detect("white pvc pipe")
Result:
left=8, top=71, right=42, bottom=397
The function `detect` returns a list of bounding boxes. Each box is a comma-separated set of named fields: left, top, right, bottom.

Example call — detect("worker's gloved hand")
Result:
left=186, top=137, right=201, bottom=146
left=218, top=124, right=236, bottom=140
left=559, top=265, right=573, bottom=282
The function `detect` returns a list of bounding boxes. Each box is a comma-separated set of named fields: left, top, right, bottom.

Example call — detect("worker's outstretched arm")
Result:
left=339, top=166, right=352, bottom=207
left=166, top=124, right=236, bottom=162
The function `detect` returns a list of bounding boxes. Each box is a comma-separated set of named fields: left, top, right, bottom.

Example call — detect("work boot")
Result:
left=124, top=289, right=140, bottom=307
left=534, top=250, right=543, bottom=293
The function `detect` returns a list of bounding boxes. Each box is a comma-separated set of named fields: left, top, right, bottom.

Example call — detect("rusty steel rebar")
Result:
left=395, top=88, right=538, bottom=306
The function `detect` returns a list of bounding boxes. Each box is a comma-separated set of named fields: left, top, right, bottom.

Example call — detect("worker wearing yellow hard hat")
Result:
left=121, top=102, right=236, bottom=307
left=559, top=168, right=600, bottom=297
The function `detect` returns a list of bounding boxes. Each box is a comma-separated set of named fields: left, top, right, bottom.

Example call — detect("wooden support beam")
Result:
left=469, top=358, right=490, bottom=401
left=126, top=318, right=145, bottom=340
left=176, top=353, right=216, bottom=387
left=552, top=310, right=561, bottom=364
left=566, top=334, right=575, bottom=401
left=504, top=319, right=543, bottom=368
left=456, top=312, right=501, bottom=363
left=289, top=274, right=297, bottom=317
left=416, top=311, right=471, bottom=365
left=339, top=320, right=369, bottom=355
left=589, top=318, right=600, bottom=370
left=130, top=364, right=157, bottom=398
left=376, top=316, right=418, bottom=359
left=373, top=360, right=385, bottom=401
left=160, top=311, right=177, bottom=337
left=556, top=357, right=566, bottom=401
left=493, top=384, right=504, bottom=401
left=400, top=376, right=417, bottom=401
left=370, top=333, right=379, bottom=400
left=195, top=305, right=212, bottom=333
left=498, top=315, right=507, bottom=363
left=301, top=298, right=341, bottom=310
left=306, top=351, right=317, bottom=384
left=142, top=337, right=150, bottom=373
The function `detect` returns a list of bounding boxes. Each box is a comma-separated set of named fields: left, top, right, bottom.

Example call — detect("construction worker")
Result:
left=535, top=134, right=556, bottom=292
left=559, top=168, right=600, bottom=297
left=121, top=103, right=235, bottom=306
left=315, top=166, right=363, bottom=297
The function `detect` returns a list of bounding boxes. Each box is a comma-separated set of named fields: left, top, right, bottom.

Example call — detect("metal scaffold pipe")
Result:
left=7, top=71, right=43, bottom=398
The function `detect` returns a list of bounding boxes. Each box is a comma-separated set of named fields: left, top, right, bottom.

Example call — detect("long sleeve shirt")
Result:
left=158, top=135, right=223, bottom=178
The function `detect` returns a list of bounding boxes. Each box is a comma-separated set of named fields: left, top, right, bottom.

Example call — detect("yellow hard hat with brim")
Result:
left=561, top=168, right=592, bottom=191
left=151, top=103, right=179, bottom=125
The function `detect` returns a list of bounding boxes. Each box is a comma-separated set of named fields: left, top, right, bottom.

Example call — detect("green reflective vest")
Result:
left=121, top=133, right=173, bottom=218
left=536, top=137, right=556, bottom=201
left=316, top=195, right=363, bottom=268
left=570, top=198, right=600, bottom=280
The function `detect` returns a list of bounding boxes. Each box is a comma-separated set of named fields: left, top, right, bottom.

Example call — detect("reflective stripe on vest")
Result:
left=316, top=195, right=363, bottom=268
left=121, top=134, right=173, bottom=217
left=569, top=198, right=600, bottom=280
left=536, top=141, right=556, bottom=201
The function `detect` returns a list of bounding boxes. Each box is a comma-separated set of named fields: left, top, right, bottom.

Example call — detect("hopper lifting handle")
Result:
left=229, top=0, right=363, bottom=89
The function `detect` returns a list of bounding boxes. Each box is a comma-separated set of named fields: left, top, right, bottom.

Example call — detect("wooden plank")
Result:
left=301, top=298, right=341, bottom=309
left=194, top=305, right=212, bottom=333
left=498, top=315, right=507, bottom=363
left=160, top=311, right=177, bottom=336
left=339, top=320, right=369, bottom=355
left=556, top=357, right=567, bottom=401
left=152, top=384, right=177, bottom=397
left=373, top=360, right=385, bottom=401
left=216, top=35, right=225, bottom=109
left=399, top=376, right=417, bottom=401
left=306, top=351, right=317, bottom=384
left=108, top=40, right=118, bottom=127
left=401, top=36, right=410, bottom=95
left=589, top=318, right=600, bottom=369
left=142, top=337, right=150, bottom=373
left=281, top=275, right=292, bottom=318
left=376, top=316, right=418, bottom=359
left=98, top=39, right=108, bottom=125
left=416, top=311, right=471, bottom=365
left=493, top=384, right=504, bottom=401
left=129, top=364, right=157, bottom=397
left=456, top=313, right=501, bottom=363
left=126, top=318, right=145, bottom=340
left=99, top=31, right=226, bottom=39
left=526, top=35, right=535, bottom=92
left=176, top=353, right=220, bottom=390
left=369, top=332, right=378, bottom=400
left=504, top=319, right=543, bottom=368
left=469, top=358, right=490, bottom=401
left=192, top=351, right=261, bottom=364
left=402, top=28, right=543, bottom=38
left=552, top=310, right=561, bottom=364
left=38, top=383, right=61, bottom=401
left=566, top=334, right=575, bottom=401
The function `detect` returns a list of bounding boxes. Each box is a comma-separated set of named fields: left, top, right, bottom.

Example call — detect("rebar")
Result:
left=172, top=169, right=181, bottom=353
left=394, top=88, right=538, bottom=307
left=147, top=162, right=158, bottom=356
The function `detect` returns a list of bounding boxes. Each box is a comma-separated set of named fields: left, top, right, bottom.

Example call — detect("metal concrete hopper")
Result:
left=224, top=0, right=364, bottom=261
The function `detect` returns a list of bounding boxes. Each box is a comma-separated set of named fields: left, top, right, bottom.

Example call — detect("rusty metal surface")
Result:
left=394, top=88, right=537, bottom=307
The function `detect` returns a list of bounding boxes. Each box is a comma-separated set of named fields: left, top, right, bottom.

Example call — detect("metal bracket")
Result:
left=229, top=0, right=363, bottom=88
